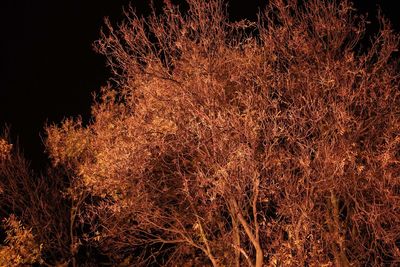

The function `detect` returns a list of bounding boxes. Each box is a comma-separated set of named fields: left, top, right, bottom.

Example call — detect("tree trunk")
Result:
left=232, top=214, right=241, bottom=267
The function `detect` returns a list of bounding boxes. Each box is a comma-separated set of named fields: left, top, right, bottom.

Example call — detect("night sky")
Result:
left=0, top=0, right=398, bottom=169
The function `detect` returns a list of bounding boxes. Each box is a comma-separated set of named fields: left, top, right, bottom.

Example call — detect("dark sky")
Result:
left=0, top=0, right=398, bottom=169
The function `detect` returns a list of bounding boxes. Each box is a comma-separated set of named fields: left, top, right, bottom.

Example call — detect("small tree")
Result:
left=0, top=130, right=78, bottom=266
left=46, top=0, right=399, bottom=265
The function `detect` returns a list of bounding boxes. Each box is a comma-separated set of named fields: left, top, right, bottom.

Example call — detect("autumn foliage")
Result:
left=1, top=0, right=400, bottom=266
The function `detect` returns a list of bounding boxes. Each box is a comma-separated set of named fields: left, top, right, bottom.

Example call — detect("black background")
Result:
left=0, top=0, right=398, bottom=169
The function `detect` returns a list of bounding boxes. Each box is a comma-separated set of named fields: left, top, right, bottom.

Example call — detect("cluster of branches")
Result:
left=0, top=129, right=82, bottom=266
left=1, top=0, right=399, bottom=266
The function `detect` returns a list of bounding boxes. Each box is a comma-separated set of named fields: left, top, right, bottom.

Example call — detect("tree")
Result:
left=0, top=130, right=81, bottom=266
left=45, top=0, right=399, bottom=265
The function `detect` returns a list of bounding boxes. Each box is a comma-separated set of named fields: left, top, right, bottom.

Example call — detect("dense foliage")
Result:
left=1, top=0, right=399, bottom=266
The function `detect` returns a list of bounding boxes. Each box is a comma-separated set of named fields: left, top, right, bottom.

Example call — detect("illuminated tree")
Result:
left=45, top=0, right=399, bottom=265
left=0, top=131, right=77, bottom=266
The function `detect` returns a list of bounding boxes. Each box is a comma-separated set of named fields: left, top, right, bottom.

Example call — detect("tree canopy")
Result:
left=2, top=0, right=400, bottom=266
